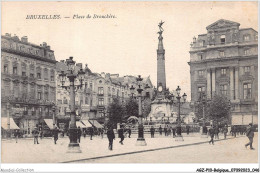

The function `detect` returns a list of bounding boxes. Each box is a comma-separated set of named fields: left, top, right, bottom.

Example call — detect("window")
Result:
left=244, top=49, right=250, bottom=55
left=44, top=69, right=48, bottom=81
left=30, top=73, right=34, bottom=78
left=199, top=40, right=205, bottom=47
left=221, top=68, right=227, bottom=76
left=22, top=72, right=26, bottom=77
left=220, top=84, right=228, bottom=96
left=98, top=87, right=104, bottom=95
left=85, top=83, right=88, bottom=89
left=13, top=66, right=17, bottom=75
left=243, top=35, right=250, bottom=41
left=219, top=51, right=225, bottom=57
left=90, top=99, right=93, bottom=106
left=85, top=97, right=89, bottom=104
left=198, top=86, right=205, bottom=93
left=122, top=92, right=124, bottom=99
left=244, top=66, right=251, bottom=74
left=98, top=98, right=104, bottom=106
left=37, top=92, right=42, bottom=100
left=63, top=97, right=68, bottom=104
left=51, top=76, right=54, bottom=81
left=50, top=70, right=54, bottom=82
left=198, top=70, right=204, bottom=77
left=37, top=73, right=41, bottom=79
left=255, top=34, right=258, bottom=41
left=90, top=83, right=93, bottom=91
left=45, top=92, right=48, bottom=100
left=243, top=83, right=252, bottom=99
left=4, top=65, right=8, bottom=73
left=220, top=35, right=226, bottom=44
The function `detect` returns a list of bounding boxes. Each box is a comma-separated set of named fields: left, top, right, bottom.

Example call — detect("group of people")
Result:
left=207, top=123, right=255, bottom=150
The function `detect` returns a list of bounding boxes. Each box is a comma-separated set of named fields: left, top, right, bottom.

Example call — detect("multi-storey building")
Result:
left=56, top=61, right=154, bottom=129
left=188, top=19, right=258, bottom=125
left=1, top=34, right=56, bottom=135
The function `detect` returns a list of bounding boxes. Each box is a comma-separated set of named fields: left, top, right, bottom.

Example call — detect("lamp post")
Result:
left=175, top=86, right=187, bottom=141
left=59, top=56, right=85, bottom=153
left=6, top=100, right=11, bottom=138
left=198, top=92, right=208, bottom=137
left=52, top=103, right=56, bottom=129
left=135, top=75, right=150, bottom=146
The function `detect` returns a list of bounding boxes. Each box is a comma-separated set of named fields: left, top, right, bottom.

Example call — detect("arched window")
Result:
left=50, top=70, right=55, bottom=81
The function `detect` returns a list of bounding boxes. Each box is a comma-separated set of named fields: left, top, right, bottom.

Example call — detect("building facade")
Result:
left=56, top=61, right=154, bottom=129
left=188, top=19, right=258, bottom=125
left=1, top=34, right=57, bottom=135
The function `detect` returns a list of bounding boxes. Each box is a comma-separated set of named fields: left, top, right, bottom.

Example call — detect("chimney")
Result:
left=12, top=35, right=20, bottom=41
left=46, top=46, right=50, bottom=50
left=105, top=73, right=110, bottom=78
left=42, top=42, right=47, bottom=47
left=76, top=63, right=83, bottom=69
left=21, top=36, right=28, bottom=43
left=101, top=72, right=105, bottom=78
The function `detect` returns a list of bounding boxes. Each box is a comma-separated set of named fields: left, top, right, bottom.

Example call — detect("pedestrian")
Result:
left=223, top=125, right=228, bottom=139
left=77, top=126, right=82, bottom=143
left=172, top=126, right=176, bottom=138
left=32, top=127, right=39, bottom=144
left=186, top=125, right=190, bottom=135
left=14, top=129, right=19, bottom=143
left=150, top=126, right=155, bottom=138
left=53, top=127, right=59, bottom=144
left=214, top=126, right=219, bottom=140
left=159, top=125, right=162, bottom=136
left=208, top=125, right=215, bottom=145
left=245, top=123, right=255, bottom=150
left=83, top=130, right=86, bottom=138
left=100, top=128, right=104, bottom=139
left=164, top=126, right=167, bottom=136
left=39, top=129, right=43, bottom=140
left=128, top=128, right=131, bottom=138
left=118, top=125, right=124, bottom=145
left=167, top=126, right=171, bottom=136
left=107, top=126, right=115, bottom=150
left=89, top=126, right=94, bottom=140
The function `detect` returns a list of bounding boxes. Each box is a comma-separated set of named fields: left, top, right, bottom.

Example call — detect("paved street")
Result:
left=1, top=133, right=258, bottom=163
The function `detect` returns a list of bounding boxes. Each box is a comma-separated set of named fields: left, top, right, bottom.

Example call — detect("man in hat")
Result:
left=245, top=123, right=255, bottom=150
left=208, top=125, right=215, bottom=145
left=118, top=125, right=124, bottom=145
left=53, top=126, right=59, bottom=144
left=223, top=125, right=228, bottom=139
left=32, top=127, right=39, bottom=144
left=107, top=126, right=115, bottom=150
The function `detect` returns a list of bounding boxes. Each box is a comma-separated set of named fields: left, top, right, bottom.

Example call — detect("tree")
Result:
left=142, top=98, right=152, bottom=119
left=107, top=98, right=126, bottom=127
left=208, top=94, right=230, bottom=123
left=196, top=94, right=230, bottom=124
left=124, top=98, right=138, bottom=122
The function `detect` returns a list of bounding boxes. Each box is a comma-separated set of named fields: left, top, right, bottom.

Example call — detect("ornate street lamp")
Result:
left=135, top=75, right=150, bottom=146
left=175, top=86, right=187, bottom=141
left=51, top=103, right=57, bottom=129
left=58, top=56, right=85, bottom=153
left=197, top=92, right=208, bottom=137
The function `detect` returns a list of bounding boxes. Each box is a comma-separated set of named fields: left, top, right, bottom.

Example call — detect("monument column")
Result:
left=157, top=24, right=166, bottom=93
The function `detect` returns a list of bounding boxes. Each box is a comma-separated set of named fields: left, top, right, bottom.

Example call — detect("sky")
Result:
left=1, top=1, right=258, bottom=100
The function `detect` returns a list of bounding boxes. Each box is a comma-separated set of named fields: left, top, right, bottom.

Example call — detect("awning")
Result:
left=1, top=117, right=20, bottom=130
left=44, top=119, right=54, bottom=129
left=90, top=120, right=103, bottom=128
left=81, top=120, right=92, bottom=128
left=76, top=121, right=86, bottom=128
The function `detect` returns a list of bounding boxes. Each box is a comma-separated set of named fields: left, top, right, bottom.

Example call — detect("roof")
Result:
left=206, top=19, right=240, bottom=30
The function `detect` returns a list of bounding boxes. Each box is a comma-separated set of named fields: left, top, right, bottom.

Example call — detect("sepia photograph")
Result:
left=1, top=0, right=259, bottom=172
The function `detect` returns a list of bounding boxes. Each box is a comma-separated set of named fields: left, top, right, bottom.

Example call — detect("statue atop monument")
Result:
left=157, top=20, right=164, bottom=35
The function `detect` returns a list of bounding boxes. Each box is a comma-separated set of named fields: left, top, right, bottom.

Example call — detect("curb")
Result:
left=62, top=136, right=243, bottom=163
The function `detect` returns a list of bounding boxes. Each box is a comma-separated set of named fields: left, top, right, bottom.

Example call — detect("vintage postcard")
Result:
left=1, top=1, right=259, bottom=172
